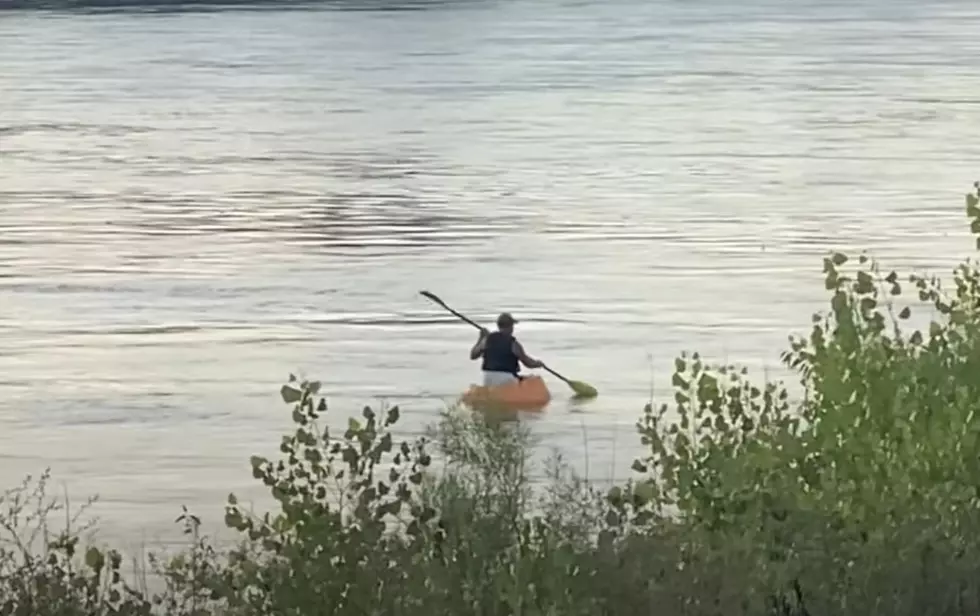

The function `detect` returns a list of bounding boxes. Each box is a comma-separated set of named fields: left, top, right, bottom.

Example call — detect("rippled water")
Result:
left=2, top=0, right=980, bottom=546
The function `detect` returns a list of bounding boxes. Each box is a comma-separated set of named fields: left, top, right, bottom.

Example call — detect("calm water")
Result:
left=2, top=0, right=980, bottom=547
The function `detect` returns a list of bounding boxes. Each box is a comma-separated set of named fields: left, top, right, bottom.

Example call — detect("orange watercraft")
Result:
left=460, top=375, right=552, bottom=411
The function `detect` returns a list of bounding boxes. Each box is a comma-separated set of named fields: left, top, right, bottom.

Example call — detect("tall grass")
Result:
left=6, top=183, right=980, bottom=615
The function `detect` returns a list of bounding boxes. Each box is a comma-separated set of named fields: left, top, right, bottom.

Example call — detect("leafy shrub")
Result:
left=0, top=471, right=152, bottom=616
left=199, top=377, right=642, bottom=616
left=623, top=182, right=980, bottom=615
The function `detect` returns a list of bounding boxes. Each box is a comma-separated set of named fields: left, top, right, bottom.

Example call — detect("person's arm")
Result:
left=470, top=329, right=489, bottom=360
left=512, top=340, right=544, bottom=369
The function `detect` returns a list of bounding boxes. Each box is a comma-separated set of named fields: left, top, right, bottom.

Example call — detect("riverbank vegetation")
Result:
left=6, top=184, right=980, bottom=615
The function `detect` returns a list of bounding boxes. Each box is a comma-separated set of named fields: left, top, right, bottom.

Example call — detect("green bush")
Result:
left=5, top=184, right=980, bottom=615
left=0, top=472, right=152, bottom=615
left=621, top=182, right=980, bottom=615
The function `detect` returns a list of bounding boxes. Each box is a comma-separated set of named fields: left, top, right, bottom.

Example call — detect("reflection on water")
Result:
left=1, top=0, right=980, bottom=546
left=1, top=118, right=523, bottom=258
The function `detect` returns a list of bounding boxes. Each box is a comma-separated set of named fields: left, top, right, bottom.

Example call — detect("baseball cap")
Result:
left=496, top=312, right=518, bottom=327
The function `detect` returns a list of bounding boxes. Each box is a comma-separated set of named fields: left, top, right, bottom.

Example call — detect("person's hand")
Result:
left=478, top=327, right=489, bottom=339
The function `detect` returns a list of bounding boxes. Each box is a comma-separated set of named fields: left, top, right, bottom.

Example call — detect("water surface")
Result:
left=2, top=0, right=980, bottom=546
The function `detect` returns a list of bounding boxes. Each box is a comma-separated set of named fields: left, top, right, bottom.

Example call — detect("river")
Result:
left=2, top=0, right=980, bottom=549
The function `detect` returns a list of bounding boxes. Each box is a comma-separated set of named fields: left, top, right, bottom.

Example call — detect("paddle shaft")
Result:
left=420, top=291, right=487, bottom=333
left=422, top=290, right=549, bottom=364
left=542, top=365, right=574, bottom=386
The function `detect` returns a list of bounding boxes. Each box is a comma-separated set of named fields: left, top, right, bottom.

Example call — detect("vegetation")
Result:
left=5, top=184, right=980, bottom=615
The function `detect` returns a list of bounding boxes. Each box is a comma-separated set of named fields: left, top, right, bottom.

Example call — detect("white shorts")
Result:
left=482, top=371, right=519, bottom=387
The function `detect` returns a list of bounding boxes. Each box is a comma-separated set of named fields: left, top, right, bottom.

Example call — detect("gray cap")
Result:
left=496, top=312, right=518, bottom=327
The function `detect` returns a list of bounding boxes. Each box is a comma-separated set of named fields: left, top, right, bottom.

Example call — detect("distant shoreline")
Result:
left=0, top=0, right=450, bottom=10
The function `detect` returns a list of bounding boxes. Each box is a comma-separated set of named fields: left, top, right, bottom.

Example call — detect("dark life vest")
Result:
left=481, top=331, right=520, bottom=374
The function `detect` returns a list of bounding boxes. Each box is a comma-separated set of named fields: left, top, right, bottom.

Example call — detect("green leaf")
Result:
left=406, top=520, right=421, bottom=537
left=224, top=509, right=247, bottom=531
left=385, top=406, right=400, bottom=426
left=297, top=429, right=316, bottom=446
left=280, top=385, right=302, bottom=404
left=250, top=455, right=268, bottom=470
left=607, top=486, right=623, bottom=506
left=855, top=271, right=875, bottom=294
left=359, top=487, right=378, bottom=505
left=898, top=306, right=911, bottom=320
left=84, top=547, right=104, bottom=571
left=604, top=509, right=622, bottom=527
left=633, top=480, right=656, bottom=504
left=825, top=271, right=840, bottom=290
left=831, top=252, right=848, bottom=266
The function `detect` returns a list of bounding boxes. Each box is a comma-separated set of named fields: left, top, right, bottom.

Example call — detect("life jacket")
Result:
left=481, top=331, right=519, bottom=375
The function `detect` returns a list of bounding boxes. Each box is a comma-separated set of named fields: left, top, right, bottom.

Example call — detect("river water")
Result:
left=2, top=0, right=980, bottom=548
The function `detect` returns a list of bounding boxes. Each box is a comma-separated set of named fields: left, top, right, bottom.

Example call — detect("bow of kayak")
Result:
left=460, top=375, right=552, bottom=411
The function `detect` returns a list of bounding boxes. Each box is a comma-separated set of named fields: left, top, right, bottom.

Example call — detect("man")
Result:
left=469, top=312, right=544, bottom=387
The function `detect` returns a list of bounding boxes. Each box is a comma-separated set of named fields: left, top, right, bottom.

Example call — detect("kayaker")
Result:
left=469, top=312, right=544, bottom=387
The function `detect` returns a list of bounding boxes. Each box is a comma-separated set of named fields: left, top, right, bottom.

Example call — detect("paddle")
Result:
left=419, top=290, right=598, bottom=399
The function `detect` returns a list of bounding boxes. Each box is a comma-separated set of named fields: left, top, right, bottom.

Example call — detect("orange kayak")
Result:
left=460, top=375, right=551, bottom=411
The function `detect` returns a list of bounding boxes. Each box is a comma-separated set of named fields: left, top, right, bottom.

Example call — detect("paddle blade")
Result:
left=419, top=290, right=447, bottom=307
left=568, top=380, right=598, bottom=399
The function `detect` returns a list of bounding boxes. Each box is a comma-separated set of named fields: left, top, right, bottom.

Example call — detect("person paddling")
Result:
left=469, top=312, right=544, bottom=387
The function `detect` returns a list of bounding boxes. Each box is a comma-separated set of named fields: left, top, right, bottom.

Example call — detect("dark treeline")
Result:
left=0, top=0, right=457, bottom=11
